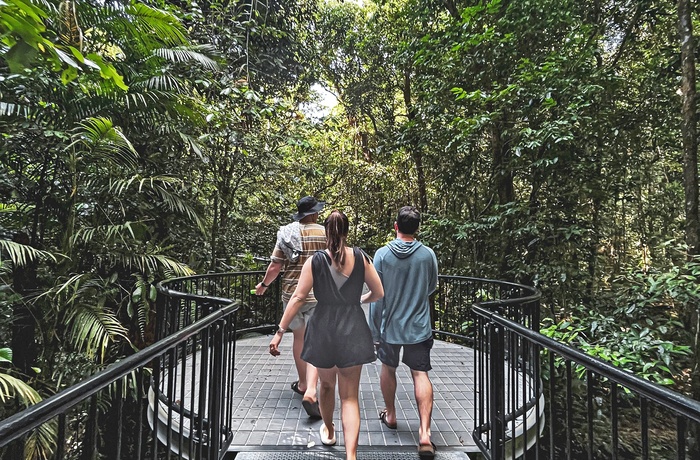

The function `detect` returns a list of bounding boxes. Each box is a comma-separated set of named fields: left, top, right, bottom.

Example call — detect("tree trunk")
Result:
left=402, top=68, right=428, bottom=213
left=11, top=233, right=38, bottom=376
left=678, top=0, right=700, bottom=454
left=491, top=120, right=515, bottom=279
left=679, top=0, right=699, bottom=256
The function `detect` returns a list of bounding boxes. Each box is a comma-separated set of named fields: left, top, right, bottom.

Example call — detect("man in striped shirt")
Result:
left=256, top=196, right=326, bottom=418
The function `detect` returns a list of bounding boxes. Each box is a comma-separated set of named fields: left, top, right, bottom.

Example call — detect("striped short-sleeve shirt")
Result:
left=271, top=222, right=326, bottom=303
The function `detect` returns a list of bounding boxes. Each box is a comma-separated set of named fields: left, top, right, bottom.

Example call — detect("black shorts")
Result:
left=376, top=338, right=433, bottom=372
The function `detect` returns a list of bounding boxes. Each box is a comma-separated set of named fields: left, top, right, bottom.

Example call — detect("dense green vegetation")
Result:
left=1, top=0, right=699, bottom=457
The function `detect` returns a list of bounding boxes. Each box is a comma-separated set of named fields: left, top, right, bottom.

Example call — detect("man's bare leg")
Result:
left=291, top=325, right=308, bottom=391
left=379, top=364, right=398, bottom=426
left=411, top=369, right=433, bottom=446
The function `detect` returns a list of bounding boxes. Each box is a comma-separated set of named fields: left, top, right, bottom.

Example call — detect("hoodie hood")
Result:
left=387, top=239, right=424, bottom=259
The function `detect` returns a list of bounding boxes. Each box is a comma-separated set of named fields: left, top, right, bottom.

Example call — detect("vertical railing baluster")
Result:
left=115, top=378, right=124, bottom=460
left=586, top=370, right=594, bottom=460
left=566, top=361, right=573, bottom=459
left=57, top=413, right=66, bottom=460
left=641, top=398, right=649, bottom=460
left=188, top=333, right=198, bottom=458
left=178, top=340, right=187, bottom=458
left=209, top=320, right=225, bottom=459
left=197, top=324, right=210, bottom=459
left=82, top=394, right=98, bottom=460
left=136, top=370, right=144, bottom=459
left=611, top=382, right=618, bottom=460
left=510, top=328, right=517, bottom=460
left=548, top=352, right=555, bottom=460
left=489, top=320, right=505, bottom=460
left=166, top=346, right=176, bottom=454
left=677, top=416, right=686, bottom=460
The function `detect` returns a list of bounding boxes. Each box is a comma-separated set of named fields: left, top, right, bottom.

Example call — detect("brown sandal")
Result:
left=418, top=441, right=436, bottom=460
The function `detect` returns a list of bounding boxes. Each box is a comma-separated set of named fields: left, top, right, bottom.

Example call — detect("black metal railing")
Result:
left=5, top=269, right=699, bottom=459
left=440, top=278, right=544, bottom=459
left=0, top=302, right=238, bottom=460
left=473, top=305, right=700, bottom=460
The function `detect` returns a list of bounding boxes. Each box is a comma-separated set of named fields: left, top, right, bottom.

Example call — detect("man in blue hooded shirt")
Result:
left=370, top=206, right=438, bottom=459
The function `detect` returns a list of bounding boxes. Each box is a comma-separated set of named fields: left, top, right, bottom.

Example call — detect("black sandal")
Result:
left=302, top=399, right=322, bottom=419
left=291, top=380, right=304, bottom=396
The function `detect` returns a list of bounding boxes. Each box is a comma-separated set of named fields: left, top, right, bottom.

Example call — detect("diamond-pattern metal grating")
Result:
left=234, top=451, right=471, bottom=459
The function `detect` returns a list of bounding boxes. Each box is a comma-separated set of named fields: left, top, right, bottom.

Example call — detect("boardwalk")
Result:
left=229, top=334, right=478, bottom=456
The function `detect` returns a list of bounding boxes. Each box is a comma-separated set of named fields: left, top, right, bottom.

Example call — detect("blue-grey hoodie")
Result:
left=370, top=239, right=438, bottom=344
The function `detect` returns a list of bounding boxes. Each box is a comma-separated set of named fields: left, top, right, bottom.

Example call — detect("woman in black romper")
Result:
left=269, top=210, right=384, bottom=460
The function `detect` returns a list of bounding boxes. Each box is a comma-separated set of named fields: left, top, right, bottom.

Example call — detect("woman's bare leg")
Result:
left=317, top=367, right=338, bottom=441
left=337, top=365, right=363, bottom=460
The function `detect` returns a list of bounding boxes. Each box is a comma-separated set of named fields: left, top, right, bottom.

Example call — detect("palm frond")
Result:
left=24, top=420, right=57, bottom=460
left=179, top=132, right=205, bottom=161
left=0, top=240, right=59, bottom=267
left=114, top=253, right=194, bottom=277
left=149, top=185, right=206, bottom=233
left=0, top=102, right=29, bottom=117
left=125, top=3, right=188, bottom=47
left=70, top=117, right=138, bottom=170
left=71, top=222, right=141, bottom=247
left=152, top=47, right=219, bottom=70
left=65, top=304, right=130, bottom=362
left=0, top=372, right=41, bottom=404
left=136, top=74, right=186, bottom=92
left=106, top=175, right=206, bottom=232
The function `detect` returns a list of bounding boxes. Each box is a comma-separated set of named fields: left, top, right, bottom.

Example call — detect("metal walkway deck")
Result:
left=227, top=334, right=478, bottom=455
left=233, top=450, right=472, bottom=459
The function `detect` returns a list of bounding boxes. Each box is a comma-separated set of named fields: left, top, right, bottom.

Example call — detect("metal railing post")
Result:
left=489, top=320, right=505, bottom=460
left=207, top=320, right=225, bottom=459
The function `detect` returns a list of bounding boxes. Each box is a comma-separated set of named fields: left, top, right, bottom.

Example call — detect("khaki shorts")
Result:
left=283, top=300, right=317, bottom=330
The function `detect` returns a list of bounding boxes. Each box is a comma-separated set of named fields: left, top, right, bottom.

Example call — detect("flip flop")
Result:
left=379, top=409, right=397, bottom=429
left=302, top=399, right=322, bottom=419
left=290, top=380, right=304, bottom=396
left=319, top=423, right=336, bottom=446
left=418, top=441, right=437, bottom=460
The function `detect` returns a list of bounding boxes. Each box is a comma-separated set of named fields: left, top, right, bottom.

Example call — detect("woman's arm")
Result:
left=268, top=258, right=314, bottom=356
left=360, top=256, right=384, bottom=304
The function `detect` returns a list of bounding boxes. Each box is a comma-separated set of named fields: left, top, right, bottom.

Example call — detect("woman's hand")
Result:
left=269, top=333, right=282, bottom=356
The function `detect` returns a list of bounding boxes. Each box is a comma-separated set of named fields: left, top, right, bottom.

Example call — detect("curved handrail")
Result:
left=475, top=305, right=700, bottom=424
left=154, top=272, right=542, bottom=459
left=0, top=303, right=238, bottom=449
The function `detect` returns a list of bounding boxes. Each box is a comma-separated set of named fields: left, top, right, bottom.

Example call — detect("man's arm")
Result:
left=428, top=248, right=438, bottom=295
left=255, top=259, right=283, bottom=295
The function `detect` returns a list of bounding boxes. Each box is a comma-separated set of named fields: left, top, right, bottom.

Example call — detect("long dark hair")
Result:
left=324, top=210, right=349, bottom=266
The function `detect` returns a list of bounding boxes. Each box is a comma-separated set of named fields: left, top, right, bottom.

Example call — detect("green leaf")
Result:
left=0, top=348, right=11, bottom=362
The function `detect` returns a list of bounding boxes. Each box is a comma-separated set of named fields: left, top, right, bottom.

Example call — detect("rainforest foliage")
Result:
left=1, top=0, right=699, bottom=447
